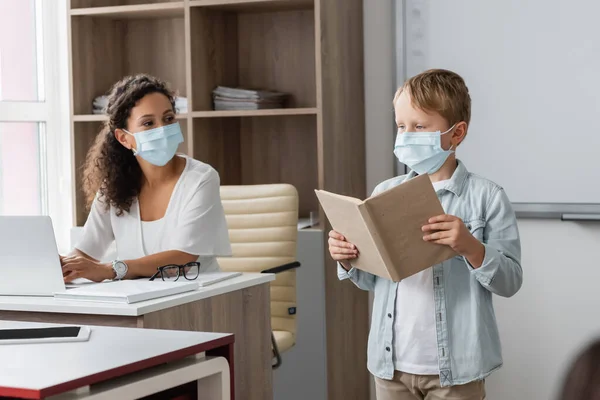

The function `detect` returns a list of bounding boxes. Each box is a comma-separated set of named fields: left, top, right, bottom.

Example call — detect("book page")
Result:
left=364, top=175, right=457, bottom=281
left=315, top=190, right=391, bottom=280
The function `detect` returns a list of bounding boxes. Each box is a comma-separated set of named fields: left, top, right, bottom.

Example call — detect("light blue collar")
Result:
left=406, top=159, right=469, bottom=197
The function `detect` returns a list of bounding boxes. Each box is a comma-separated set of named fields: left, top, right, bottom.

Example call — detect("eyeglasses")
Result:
left=149, top=262, right=201, bottom=282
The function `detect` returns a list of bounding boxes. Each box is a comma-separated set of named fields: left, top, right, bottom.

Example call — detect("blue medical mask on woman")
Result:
left=393, top=124, right=456, bottom=175
left=123, top=122, right=184, bottom=167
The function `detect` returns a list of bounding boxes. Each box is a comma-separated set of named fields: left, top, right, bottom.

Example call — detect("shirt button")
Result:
left=386, top=347, right=391, bottom=352
left=387, top=313, right=392, bottom=318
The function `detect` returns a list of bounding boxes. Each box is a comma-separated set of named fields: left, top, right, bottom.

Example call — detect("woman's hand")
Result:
left=61, top=256, right=114, bottom=283
left=328, top=230, right=359, bottom=271
left=422, top=214, right=485, bottom=268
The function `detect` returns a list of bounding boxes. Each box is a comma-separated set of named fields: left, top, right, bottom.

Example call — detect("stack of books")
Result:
left=212, top=86, right=289, bottom=110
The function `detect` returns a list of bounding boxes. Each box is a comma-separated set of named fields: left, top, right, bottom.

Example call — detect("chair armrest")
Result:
left=261, top=261, right=301, bottom=274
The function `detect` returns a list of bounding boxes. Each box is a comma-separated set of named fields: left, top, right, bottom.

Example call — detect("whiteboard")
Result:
left=399, top=0, right=600, bottom=206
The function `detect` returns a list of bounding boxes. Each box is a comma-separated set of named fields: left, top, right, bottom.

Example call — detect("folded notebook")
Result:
left=160, top=272, right=242, bottom=287
left=195, top=272, right=242, bottom=287
left=53, top=281, right=199, bottom=304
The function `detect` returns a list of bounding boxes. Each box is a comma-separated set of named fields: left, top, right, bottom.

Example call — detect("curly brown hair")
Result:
left=82, top=74, right=176, bottom=216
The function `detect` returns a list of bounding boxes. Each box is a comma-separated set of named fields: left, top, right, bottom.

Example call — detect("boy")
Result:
left=328, top=69, right=522, bottom=400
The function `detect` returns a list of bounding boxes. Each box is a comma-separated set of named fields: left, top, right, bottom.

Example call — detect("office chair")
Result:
left=219, top=184, right=301, bottom=369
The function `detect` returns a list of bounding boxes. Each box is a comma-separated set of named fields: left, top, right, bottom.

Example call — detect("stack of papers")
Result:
left=196, top=271, right=242, bottom=287
left=54, top=281, right=198, bottom=304
left=212, top=86, right=288, bottom=110
left=161, top=272, right=242, bottom=286
left=54, top=272, right=244, bottom=304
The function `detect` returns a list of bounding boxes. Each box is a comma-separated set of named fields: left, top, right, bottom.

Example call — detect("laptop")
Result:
left=0, top=216, right=68, bottom=296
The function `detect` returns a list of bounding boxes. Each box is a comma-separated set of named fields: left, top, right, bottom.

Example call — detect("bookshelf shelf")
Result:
left=189, top=0, right=313, bottom=12
left=70, top=2, right=185, bottom=18
left=190, top=108, right=317, bottom=118
left=72, top=114, right=188, bottom=122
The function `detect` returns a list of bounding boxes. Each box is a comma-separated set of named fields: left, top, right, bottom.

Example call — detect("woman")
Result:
left=61, top=74, right=231, bottom=282
left=558, top=339, right=600, bottom=400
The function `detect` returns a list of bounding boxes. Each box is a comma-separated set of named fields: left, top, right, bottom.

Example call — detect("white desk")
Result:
left=0, top=273, right=274, bottom=400
left=0, top=273, right=273, bottom=316
left=0, top=321, right=234, bottom=400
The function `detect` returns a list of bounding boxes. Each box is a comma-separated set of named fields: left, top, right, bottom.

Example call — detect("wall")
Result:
left=363, top=0, right=395, bottom=195
left=486, top=219, right=600, bottom=400
left=363, top=3, right=600, bottom=400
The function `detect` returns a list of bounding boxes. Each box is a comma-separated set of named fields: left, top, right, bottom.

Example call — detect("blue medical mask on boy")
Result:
left=393, top=124, right=456, bottom=175
left=123, top=122, right=184, bottom=167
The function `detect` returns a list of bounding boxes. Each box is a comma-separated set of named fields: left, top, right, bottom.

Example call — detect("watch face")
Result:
left=114, top=261, right=127, bottom=277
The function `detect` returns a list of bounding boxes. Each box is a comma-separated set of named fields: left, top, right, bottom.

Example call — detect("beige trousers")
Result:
left=374, top=371, right=486, bottom=400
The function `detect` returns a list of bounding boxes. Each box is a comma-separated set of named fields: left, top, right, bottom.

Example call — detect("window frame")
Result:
left=0, top=0, right=72, bottom=252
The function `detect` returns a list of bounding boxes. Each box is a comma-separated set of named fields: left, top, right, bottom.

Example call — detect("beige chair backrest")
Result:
left=218, top=184, right=298, bottom=342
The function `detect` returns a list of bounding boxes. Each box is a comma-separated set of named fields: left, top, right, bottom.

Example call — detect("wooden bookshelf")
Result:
left=67, top=0, right=368, bottom=399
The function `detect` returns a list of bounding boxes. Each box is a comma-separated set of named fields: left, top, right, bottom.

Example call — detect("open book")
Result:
left=315, top=174, right=456, bottom=281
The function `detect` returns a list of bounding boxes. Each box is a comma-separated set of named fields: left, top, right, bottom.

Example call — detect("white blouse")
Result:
left=75, top=155, right=232, bottom=273
left=141, top=218, right=165, bottom=255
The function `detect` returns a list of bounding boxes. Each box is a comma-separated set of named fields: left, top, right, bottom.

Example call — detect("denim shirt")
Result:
left=338, top=160, right=522, bottom=386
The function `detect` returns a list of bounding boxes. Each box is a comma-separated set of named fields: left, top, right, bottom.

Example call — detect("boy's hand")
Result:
left=422, top=214, right=485, bottom=268
left=328, top=230, right=359, bottom=271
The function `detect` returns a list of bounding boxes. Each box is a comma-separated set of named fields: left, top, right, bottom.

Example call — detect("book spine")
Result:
left=357, top=203, right=401, bottom=282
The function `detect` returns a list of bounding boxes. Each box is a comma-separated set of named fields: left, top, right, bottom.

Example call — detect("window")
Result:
left=0, top=0, right=71, bottom=252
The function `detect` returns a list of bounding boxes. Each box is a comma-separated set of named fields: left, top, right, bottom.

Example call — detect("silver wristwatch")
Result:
left=111, top=260, right=128, bottom=280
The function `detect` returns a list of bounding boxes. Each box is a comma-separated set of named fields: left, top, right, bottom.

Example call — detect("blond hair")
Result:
left=394, top=69, right=471, bottom=126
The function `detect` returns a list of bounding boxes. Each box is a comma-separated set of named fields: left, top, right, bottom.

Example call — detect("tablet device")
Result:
left=0, top=326, right=91, bottom=345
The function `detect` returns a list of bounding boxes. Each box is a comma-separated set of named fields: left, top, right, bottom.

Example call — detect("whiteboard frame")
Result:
left=512, top=203, right=600, bottom=220
left=393, top=0, right=600, bottom=220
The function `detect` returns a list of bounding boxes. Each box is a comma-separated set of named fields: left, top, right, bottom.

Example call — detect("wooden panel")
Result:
left=0, top=311, right=138, bottom=328
left=71, top=16, right=125, bottom=115
left=190, top=8, right=239, bottom=111
left=73, top=122, right=105, bottom=226
left=318, top=0, right=369, bottom=399
left=141, top=283, right=272, bottom=400
left=237, top=9, right=316, bottom=107
left=239, top=115, right=318, bottom=217
left=126, top=17, right=187, bottom=96
left=192, top=118, right=241, bottom=185
left=71, top=0, right=181, bottom=8
left=190, top=0, right=313, bottom=12
left=192, top=107, right=317, bottom=118
left=71, top=15, right=186, bottom=114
